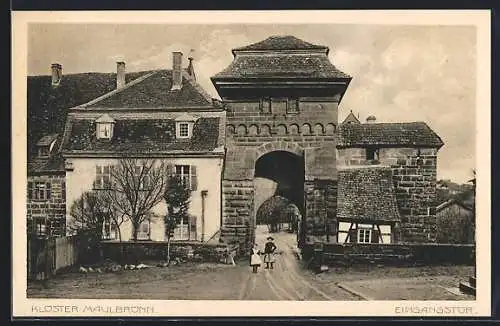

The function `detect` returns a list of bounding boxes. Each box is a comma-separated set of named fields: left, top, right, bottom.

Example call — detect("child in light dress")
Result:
left=250, top=243, right=262, bottom=273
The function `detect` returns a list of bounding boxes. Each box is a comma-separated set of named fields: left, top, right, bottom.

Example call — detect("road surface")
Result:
left=237, top=225, right=358, bottom=300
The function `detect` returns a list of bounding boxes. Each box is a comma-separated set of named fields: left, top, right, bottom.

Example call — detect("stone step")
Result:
left=459, top=281, right=476, bottom=296
left=469, top=276, right=476, bottom=288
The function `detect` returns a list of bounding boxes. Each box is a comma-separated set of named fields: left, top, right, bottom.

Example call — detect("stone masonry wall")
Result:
left=223, top=99, right=339, bottom=249
left=303, top=180, right=338, bottom=247
left=337, top=147, right=439, bottom=243
left=224, top=100, right=338, bottom=181
left=27, top=174, right=66, bottom=237
left=390, top=147, right=438, bottom=243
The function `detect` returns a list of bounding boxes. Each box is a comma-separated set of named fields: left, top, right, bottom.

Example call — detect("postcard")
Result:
left=11, top=9, right=491, bottom=317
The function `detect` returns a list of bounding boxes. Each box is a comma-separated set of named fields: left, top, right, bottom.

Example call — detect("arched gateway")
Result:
left=211, top=35, right=352, bottom=252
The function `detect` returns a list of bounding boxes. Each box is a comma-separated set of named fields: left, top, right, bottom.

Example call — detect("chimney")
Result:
left=51, top=63, right=62, bottom=86
left=116, top=61, right=126, bottom=89
left=171, top=51, right=183, bottom=91
left=366, top=115, right=377, bottom=124
left=187, top=50, right=196, bottom=81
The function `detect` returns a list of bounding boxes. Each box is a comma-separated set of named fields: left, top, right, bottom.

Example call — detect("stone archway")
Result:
left=253, top=148, right=305, bottom=235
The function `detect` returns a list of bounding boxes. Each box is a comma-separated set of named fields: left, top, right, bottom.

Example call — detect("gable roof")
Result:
left=342, top=111, right=361, bottom=124
left=337, top=167, right=401, bottom=223
left=436, top=199, right=473, bottom=213
left=337, top=122, right=444, bottom=148
left=78, top=70, right=215, bottom=110
left=27, top=71, right=147, bottom=159
left=61, top=116, right=222, bottom=155
left=232, top=35, right=329, bottom=54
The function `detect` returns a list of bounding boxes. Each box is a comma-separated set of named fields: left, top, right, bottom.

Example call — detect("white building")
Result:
left=60, top=52, right=226, bottom=242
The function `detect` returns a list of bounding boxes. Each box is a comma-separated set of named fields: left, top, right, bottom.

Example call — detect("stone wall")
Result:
left=337, top=147, right=439, bottom=243
left=222, top=99, right=339, bottom=249
left=303, top=180, right=338, bottom=246
left=101, top=240, right=240, bottom=264
left=27, top=173, right=66, bottom=237
left=390, top=148, right=438, bottom=243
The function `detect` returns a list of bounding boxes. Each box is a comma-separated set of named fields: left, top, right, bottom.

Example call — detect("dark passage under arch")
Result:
left=254, top=150, right=305, bottom=228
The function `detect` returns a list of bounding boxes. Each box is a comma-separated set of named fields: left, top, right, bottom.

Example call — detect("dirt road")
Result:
left=238, top=225, right=359, bottom=300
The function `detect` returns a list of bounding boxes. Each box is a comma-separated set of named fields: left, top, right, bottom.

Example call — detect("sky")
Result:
left=27, top=24, right=477, bottom=184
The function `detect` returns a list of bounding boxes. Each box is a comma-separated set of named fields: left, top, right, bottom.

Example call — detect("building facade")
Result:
left=60, top=53, right=225, bottom=242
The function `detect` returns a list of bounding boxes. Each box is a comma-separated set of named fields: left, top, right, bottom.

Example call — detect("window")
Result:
left=102, top=214, right=117, bottom=240
left=33, top=217, right=47, bottom=237
left=179, top=123, right=189, bottom=138
left=28, top=182, right=51, bottom=201
left=94, top=165, right=112, bottom=189
left=366, top=148, right=379, bottom=161
left=95, top=114, right=115, bottom=139
left=173, top=215, right=196, bottom=241
left=357, top=228, right=372, bottom=243
left=97, top=123, right=113, bottom=139
left=175, top=165, right=197, bottom=190
left=260, top=98, right=272, bottom=114
left=176, top=121, right=193, bottom=139
left=175, top=114, right=196, bottom=139
left=287, top=98, right=299, bottom=114
left=137, top=220, right=150, bottom=240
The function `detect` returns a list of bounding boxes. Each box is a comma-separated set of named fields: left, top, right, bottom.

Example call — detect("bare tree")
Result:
left=108, top=158, right=169, bottom=241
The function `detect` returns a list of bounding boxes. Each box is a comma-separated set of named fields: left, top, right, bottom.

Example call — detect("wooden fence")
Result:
left=27, top=235, right=79, bottom=281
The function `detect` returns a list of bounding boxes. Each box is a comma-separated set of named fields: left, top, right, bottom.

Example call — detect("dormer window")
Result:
left=36, top=134, right=59, bottom=158
left=179, top=122, right=189, bottom=138
left=95, top=114, right=115, bottom=140
left=175, top=113, right=197, bottom=139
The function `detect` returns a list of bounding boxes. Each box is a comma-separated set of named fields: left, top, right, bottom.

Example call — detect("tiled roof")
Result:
left=337, top=167, right=401, bottom=223
left=27, top=71, right=146, bottom=159
left=232, top=35, right=328, bottom=53
left=212, top=54, right=351, bottom=79
left=28, top=153, right=65, bottom=174
left=342, top=111, right=361, bottom=124
left=81, top=70, right=214, bottom=109
left=337, top=122, right=444, bottom=148
left=436, top=199, right=473, bottom=212
left=61, top=117, right=221, bottom=154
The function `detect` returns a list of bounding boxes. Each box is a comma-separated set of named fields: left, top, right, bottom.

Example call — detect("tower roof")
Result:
left=232, top=35, right=329, bottom=55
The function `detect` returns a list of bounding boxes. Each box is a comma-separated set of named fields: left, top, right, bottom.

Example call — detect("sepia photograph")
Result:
left=12, top=10, right=491, bottom=317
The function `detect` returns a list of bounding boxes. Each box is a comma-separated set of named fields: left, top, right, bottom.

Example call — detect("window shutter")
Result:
left=189, top=215, right=197, bottom=231
left=190, top=165, right=197, bottom=191
left=371, top=227, right=380, bottom=243
left=28, top=182, right=33, bottom=200
left=166, top=163, right=174, bottom=177
left=348, top=226, right=357, bottom=243
left=46, top=182, right=52, bottom=200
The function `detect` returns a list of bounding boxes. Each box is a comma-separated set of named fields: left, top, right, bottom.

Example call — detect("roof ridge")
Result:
left=74, top=70, right=159, bottom=109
